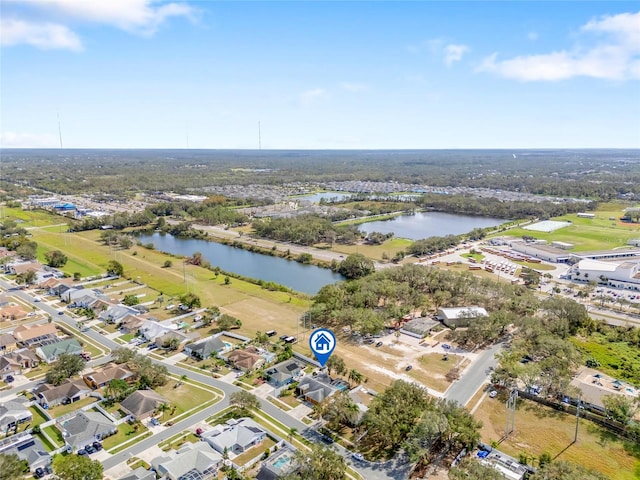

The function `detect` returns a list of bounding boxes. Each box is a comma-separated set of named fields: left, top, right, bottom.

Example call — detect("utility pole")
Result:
left=506, top=388, right=517, bottom=437
left=574, top=395, right=582, bottom=443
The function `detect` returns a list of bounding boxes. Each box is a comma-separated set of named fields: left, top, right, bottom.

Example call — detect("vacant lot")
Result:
left=475, top=394, right=640, bottom=480
left=571, top=333, right=640, bottom=387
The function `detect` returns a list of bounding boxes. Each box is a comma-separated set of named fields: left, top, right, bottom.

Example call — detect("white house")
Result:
left=200, top=418, right=267, bottom=456
left=437, top=306, right=488, bottom=328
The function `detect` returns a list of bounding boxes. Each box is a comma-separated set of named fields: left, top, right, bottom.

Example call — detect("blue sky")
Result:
left=1, top=1, right=639, bottom=149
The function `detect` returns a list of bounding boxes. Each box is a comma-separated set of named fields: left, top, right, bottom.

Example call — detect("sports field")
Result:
left=496, top=203, right=640, bottom=252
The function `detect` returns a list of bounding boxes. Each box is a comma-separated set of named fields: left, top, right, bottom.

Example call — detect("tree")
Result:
left=45, top=250, right=68, bottom=268
left=123, top=294, right=140, bottom=306
left=16, top=269, right=37, bottom=285
left=106, top=260, right=124, bottom=276
left=217, top=314, right=242, bottom=331
left=283, top=444, right=346, bottom=480
left=156, top=402, right=171, bottom=420
left=163, top=260, right=173, bottom=268
left=111, top=347, right=135, bottom=364
left=180, top=293, right=201, bottom=310
left=348, top=369, right=364, bottom=385
left=326, top=355, right=346, bottom=376
left=105, top=379, right=129, bottom=402
left=45, top=353, right=86, bottom=385
left=52, top=454, right=103, bottom=480
left=449, top=458, right=507, bottom=480
left=0, top=453, right=27, bottom=480
left=16, top=241, right=37, bottom=260
left=602, top=394, right=638, bottom=424
left=338, top=254, right=375, bottom=279
left=230, top=391, right=260, bottom=411
left=254, top=331, right=269, bottom=345
left=531, top=460, right=608, bottom=480
left=119, top=236, right=133, bottom=249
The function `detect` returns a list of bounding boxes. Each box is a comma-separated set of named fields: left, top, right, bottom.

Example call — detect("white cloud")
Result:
left=528, top=31, right=539, bottom=41
left=478, top=11, right=640, bottom=81
left=1, top=0, right=197, bottom=50
left=444, top=44, right=469, bottom=65
left=339, top=82, right=368, bottom=92
left=0, top=18, right=82, bottom=50
left=22, top=0, right=197, bottom=36
left=299, top=88, right=328, bottom=106
left=0, top=132, right=58, bottom=147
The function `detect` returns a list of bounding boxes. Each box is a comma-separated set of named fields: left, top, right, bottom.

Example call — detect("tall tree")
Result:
left=45, top=250, right=68, bottom=268
left=45, top=353, right=86, bottom=385
left=0, top=453, right=27, bottom=480
left=338, top=254, right=375, bottom=279
left=106, top=260, right=124, bottom=276
left=326, top=355, right=346, bottom=376
left=230, top=391, right=260, bottom=411
left=52, top=454, right=103, bottom=480
left=283, top=444, right=347, bottom=480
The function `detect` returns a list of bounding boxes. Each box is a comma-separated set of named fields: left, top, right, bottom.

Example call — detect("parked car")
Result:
left=405, top=365, right=413, bottom=371
left=92, top=441, right=103, bottom=451
left=375, top=341, right=383, bottom=347
left=5, top=375, right=14, bottom=383
left=84, top=444, right=96, bottom=454
left=489, top=390, right=498, bottom=398
left=367, top=339, right=375, bottom=344
left=33, top=467, right=45, bottom=479
left=320, top=434, right=334, bottom=444
left=195, top=428, right=204, bottom=436
left=351, top=452, right=364, bottom=461
left=77, top=449, right=87, bottom=456
left=58, top=311, right=64, bottom=315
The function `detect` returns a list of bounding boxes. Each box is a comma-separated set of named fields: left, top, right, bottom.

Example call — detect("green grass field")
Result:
left=570, top=333, right=640, bottom=387
left=476, top=395, right=640, bottom=480
left=497, top=203, right=640, bottom=252
left=328, top=237, right=413, bottom=261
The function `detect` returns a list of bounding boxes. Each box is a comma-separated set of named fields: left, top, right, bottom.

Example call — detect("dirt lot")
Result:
left=473, top=394, right=639, bottom=480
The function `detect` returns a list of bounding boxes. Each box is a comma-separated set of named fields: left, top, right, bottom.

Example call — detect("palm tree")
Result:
left=348, top=369, right=364, bottom=386
left=156, top=402, right=170, bottom=420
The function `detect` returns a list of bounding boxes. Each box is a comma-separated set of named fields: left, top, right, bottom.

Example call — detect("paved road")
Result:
left=2, top=279, right=409, bottom=479
left=443, top=342, right=504, bottom=406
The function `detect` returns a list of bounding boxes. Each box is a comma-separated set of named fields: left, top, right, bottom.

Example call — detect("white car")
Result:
left=489, top=390, right=498, bottom=398
left=351, top=452, right=364, bottom=462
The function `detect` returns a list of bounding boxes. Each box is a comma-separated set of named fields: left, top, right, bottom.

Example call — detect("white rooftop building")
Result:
left=437, top=306, right=488, bottom=328
left=569, top=259, right=640, bottom=290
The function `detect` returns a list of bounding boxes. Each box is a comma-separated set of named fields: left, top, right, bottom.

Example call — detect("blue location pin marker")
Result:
left=309, top=328, right=336, bottom=367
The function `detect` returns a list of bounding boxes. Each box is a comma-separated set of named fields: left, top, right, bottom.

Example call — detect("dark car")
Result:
left=84, top=444, right=96, bottom=454
left=320, top=434, right=334, bottom=444
left=405, top=365, right=413, bottom=371
left=77, top=449, right=87, bottom=456
left=58, top=311, right=64, bottom=315
left=34, top=467, right=45, bottom=479
left=375, top=341, right=383, bottom=347
left=367, top=339, right=375, bottom=344
left=5, top=375, right=14, bottom=383
left=92, top=441, right=103, bottom=451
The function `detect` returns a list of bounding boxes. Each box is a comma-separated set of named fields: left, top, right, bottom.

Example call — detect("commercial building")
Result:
left=437, top=307, right=488, bottom=328
left=568, top=259, right=640, bottom=290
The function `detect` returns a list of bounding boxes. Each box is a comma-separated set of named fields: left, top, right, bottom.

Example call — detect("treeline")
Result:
left=68, top=210, right=155, bottom=232
left=0, top=219, right=37, bottom=260
left=148, top=201, right=248, bottom=226
left=252, top=214, right=362, bottom=246
left=415, top=194, right=597, bottom=220
left=407, top=228, right=487, bottom=256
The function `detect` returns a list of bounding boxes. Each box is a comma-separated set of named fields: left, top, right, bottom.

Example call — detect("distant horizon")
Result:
left=2, top=147, right=639, bottom=152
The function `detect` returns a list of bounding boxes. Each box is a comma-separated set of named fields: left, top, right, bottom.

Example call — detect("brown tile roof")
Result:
left=13, top=323, right=58, bottom=342
left=227, top=348, right=265, bottom=370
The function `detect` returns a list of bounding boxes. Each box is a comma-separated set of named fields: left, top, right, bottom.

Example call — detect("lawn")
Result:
left=28, top=406, right=50, bottom=426
left=42, top=425, right=65, bottom=448
left=233, top=438, right=276, bottom=466
left=2, top=207, right=65, bottom=228
left=570, top=333, right=640, bottom=387
left=154, top=380, right=220, bottom=420
left=102, top=421, right=149, bottom=451
left=327, top=237, right=413, bottom=261
left=48, top=396, right=97, bottom=418
left=474, top=395, right=640, bottom=480
left=497, top=203, right=640, bottom=252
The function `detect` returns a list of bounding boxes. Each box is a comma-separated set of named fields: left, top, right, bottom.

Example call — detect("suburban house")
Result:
left=38, top=276, right=73, bottom=293
left=264, top=359, right=303, bottom=388
left=139, top=319, right=175, bottom=342
left=12, top=323, right=59, bottom=347
left=296, top=374, right=339, bottom=405
left=437, top=306, right=488, bottom=328
left=0, top=401, right=32, bottom=431
left=119, top=314, right=146, bottom=334
left=83, top=364, right=135, bottom=389
left=155, top=330, right=200, bottom=351
left=183, top=334, right=226, bottom=360
left=99, top=304, right=141, bottom=325
left=0, top=433, right=51, bottom=473
left=257, top=446, right=298, bottom=480
left=35, top=338, right=83, bottom=363
left=48, top=282, right=75, bottom=299
left=35, top=379, right=92, bottom=407
left=226, top=346, right=266, bottom=371
left=0, top=349, right=39, bottom=376
left=0, top=333, right=17, bottom=354
left=65, top=288, right=110, bottom=308
left=200, top=417, right=267, bottom=456
left=59, top=411, right=117, bottom=448
left=0, top=303, right=28, bottom=321
left=150, top=441, right=223, bottom=480
left=120, top=390, right=169, bottom=420
left=5, top=261, right=43, bottom=276
left=117, top=467, right=156, bottom=480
